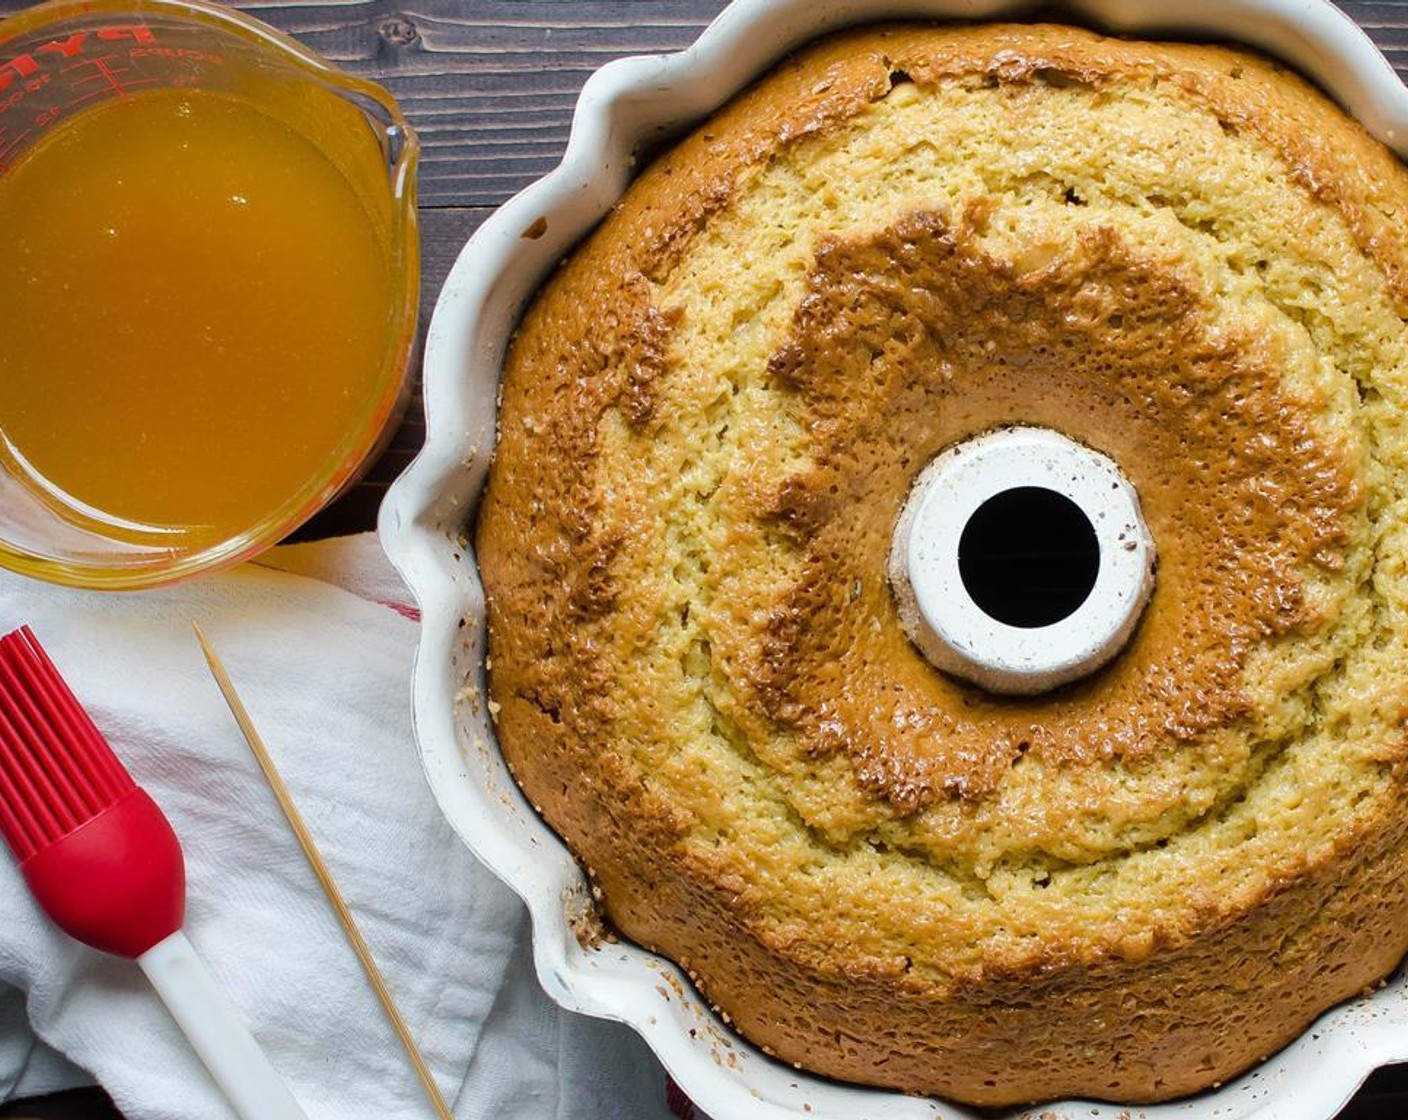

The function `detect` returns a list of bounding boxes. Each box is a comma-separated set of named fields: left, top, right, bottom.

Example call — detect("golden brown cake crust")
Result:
left=477, top=22, right=1408, bottom=1106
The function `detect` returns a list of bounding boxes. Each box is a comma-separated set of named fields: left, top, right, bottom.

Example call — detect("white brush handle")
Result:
left=138, top=931, right=308, bottom=1120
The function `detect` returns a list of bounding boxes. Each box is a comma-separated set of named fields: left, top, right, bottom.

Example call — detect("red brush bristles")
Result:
left=0, top=627, right=135, bottom=861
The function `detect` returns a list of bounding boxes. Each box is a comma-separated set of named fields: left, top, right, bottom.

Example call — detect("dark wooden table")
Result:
left=0, top=1, right=1405, bottom=1117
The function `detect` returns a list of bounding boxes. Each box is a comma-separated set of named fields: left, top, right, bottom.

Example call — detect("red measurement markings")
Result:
left=62, top=52, right=157, bottom=108
left=0, top=26, right=155, bottom=92
left=0, top=67, right=50, bottom=119
left=0, top=123, right=33, bottom=173
left=128, top=47, right=226, bottom=89
left=0, top=25, right=158, bottom=126
left=0, top=52, right=40, bottom=95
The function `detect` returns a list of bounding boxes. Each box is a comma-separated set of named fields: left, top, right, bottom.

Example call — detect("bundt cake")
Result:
left=476, top=23, right=1408, bottom=1106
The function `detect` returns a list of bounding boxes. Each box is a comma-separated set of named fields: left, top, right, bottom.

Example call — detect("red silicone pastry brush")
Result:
left=0, top=625, right=306, bottom=1120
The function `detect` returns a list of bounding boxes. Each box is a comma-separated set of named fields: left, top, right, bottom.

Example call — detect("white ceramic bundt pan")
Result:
left=380, top=2, right=1408, bottom=1117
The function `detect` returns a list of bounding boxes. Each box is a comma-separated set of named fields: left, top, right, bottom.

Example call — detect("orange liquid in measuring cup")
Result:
left=0, top=87, right=398, bottom=547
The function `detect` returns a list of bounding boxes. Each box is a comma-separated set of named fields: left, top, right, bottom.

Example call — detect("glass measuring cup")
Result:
left=0, top=0, right=418, bottom=589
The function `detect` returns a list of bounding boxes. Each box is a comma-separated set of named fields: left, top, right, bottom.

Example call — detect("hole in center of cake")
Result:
left=958, top=487, right=1100, bottom=628
left=887, top=426, right=1157, bottom=695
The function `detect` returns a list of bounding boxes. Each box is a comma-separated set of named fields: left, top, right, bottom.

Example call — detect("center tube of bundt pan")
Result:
left=888, top=427, right=1156, bottom=696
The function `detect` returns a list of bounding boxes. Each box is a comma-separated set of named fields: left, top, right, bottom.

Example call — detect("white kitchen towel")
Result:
left=0, top=535, right=683, bottom=1120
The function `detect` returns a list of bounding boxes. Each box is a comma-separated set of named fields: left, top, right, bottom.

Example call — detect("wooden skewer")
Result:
left=192, top=622, right=455, bottom=1120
